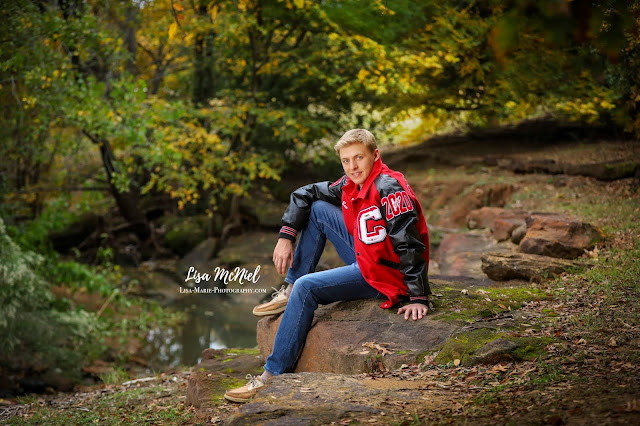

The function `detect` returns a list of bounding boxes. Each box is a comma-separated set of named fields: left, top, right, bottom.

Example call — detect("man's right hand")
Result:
left=273, top=238, right=294, bottom=275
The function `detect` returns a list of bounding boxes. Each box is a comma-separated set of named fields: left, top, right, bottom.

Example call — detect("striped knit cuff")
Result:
left=409, top=296, right=430, bottom=307
left=279, top=226, right=298, bottom=242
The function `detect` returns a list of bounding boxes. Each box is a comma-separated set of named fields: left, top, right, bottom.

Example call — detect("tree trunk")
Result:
left=192, top=2, right=216, bottom=105
left=84, top=130, right=149, bottom=240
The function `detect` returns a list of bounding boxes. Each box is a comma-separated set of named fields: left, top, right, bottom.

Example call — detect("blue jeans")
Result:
left=264, top=201, right=383, bottom=375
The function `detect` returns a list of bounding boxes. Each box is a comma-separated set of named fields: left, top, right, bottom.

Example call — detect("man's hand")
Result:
left=273, top=238, right=294, bottom=275
left=397, top=303, right=428, bottom=321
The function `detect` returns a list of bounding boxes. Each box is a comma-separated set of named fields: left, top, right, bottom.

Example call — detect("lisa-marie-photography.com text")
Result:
left=180, top=265, right=266, bottom=294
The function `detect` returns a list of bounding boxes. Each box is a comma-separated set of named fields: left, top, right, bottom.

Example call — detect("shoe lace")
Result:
left=270, top=285, right=288, bottom=302
left=245, top=374, right=262, bottom=391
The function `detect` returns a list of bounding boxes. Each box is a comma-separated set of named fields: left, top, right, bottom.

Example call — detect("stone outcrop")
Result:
left=462, top=209, right=604, bottom=281
left=224, top=372, right=444, bottom=425
left=467, top=207, right=510, bottom=230
left=519, top=215, right=605, bottom=259
left=186, top=277, right=555, bottom=419
left=447, top=183, right=516, bottom=227
left=186, top=348, right=264, bottom=408
left=465, top=338, right=519, bottom=366
left=492, top=216, right=526, bottom=242
left=502, top=158, right=639, bottom=181
left=480, top=252, right=585, bottom=282
left=466, top=207, right=529, bottom=243
left=435, top=231, right=513, bottom=279
left=256, top=299, right=461, bottom=375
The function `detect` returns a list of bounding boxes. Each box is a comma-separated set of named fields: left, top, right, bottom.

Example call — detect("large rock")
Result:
left=187, top=348, right=264, bottom=408
left=435, top=231, right=514, bottom=278
left=257, top=299, right=460, bottom=375
left=465, top=338, right=518, bottom=366
left=466, top=207, right=509, bottom=230
left=481, top=252, right=586, bottom=282
left=492, top=216, right=527, bottom=242
left=434, top=327, right=554, bottom=367
left=519, top=215, right=605, bottom=259
left=225, top=372, right=435, bottom=425
left=466, top=207, right=528, bottom=242
left=447, top=183, right=516, bottom=228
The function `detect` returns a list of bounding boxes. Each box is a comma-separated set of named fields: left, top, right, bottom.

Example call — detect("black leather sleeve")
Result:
left=375, top=174, right=431, bottom=300
left=279, top=177, right=346, bottom=241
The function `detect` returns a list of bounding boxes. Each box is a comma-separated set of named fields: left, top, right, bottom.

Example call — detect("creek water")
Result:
left=137, top=290, right=267, bottom=370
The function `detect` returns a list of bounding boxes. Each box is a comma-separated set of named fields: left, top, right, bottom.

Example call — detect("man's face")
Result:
left=339, top=143, right=379, bottom=186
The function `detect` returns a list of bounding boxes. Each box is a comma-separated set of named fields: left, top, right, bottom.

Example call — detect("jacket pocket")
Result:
left=378, top=258, right=401, bottom=270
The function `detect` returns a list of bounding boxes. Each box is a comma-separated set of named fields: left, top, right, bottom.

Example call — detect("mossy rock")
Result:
left=187, top=347, right=264, bottom=408
left=433, top=328, right=555, bottom=366
left=161, top=215, right=209, bottom=256
left=428, top=283, right=547, bottom=322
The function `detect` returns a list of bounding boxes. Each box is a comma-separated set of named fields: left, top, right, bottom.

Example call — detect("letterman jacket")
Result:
left=278, top=158, right=431, bottom=309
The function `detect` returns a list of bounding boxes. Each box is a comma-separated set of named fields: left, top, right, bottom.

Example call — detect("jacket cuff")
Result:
left=279, top=225, right=298, bottom=242
left=409, top=296, right=430, bottom=307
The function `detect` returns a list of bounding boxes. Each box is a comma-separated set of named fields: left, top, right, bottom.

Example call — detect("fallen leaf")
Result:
left=490, top=364, right=510, bottom=373
left=461, top=289, right=469, bottom=295
left=608, top=336, right=617, bottom=347
left=362, top=342, right=394, bottom=356
left=454, top=359, right=461, bottom=366
left=619, top=399, right=640, bottom=412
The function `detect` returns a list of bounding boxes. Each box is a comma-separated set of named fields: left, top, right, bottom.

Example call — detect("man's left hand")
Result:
left=397, top=303, right=428, bottom=321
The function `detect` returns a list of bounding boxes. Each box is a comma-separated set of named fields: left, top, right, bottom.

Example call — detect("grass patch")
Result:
left=6, top=382, right=196, bottom=425
left=98, top=367, right=129, bottom=385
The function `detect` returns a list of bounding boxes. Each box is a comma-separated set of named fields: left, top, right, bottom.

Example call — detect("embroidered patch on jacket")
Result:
left=380, top=191, right=414, bottom=220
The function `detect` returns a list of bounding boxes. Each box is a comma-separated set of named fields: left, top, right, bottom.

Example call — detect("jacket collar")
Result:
left=344, top=157, right=384, bottom=199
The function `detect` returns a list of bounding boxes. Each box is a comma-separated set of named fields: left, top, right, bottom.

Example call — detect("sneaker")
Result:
left=252, top=285, right=289, bottom=316
left=223, top=374, right=265, bottom=403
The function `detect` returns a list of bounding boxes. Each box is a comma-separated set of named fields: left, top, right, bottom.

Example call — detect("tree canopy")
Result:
left=1, top=0, right=638, bottom=228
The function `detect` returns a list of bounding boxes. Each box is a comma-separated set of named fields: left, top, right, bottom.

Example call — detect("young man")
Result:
left=224, top=129, right=431, bottom=403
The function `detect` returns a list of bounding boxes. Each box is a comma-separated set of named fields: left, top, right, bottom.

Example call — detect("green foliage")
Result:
left=2, top=0, right=639, bottom=227
left=4, top=195, right=77, bottom=252
left=48, top=260, right=114, bottom=296
left=0, top=217, right=103, bottom=373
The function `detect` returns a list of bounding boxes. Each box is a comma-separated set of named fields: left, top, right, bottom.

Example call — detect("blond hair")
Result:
left=334, top=129, right=377, bottom=155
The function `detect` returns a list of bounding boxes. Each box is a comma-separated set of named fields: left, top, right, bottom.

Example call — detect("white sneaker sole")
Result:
left=252, top=304, right=287, bottom=317
left=223, top=393, right=253, bottom=403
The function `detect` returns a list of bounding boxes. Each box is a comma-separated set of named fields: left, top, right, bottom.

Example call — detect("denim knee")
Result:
left=292, top=275, right=322, bottom=307
left=292, top=275, right=311, bottom=299
left=309, top=200, right=334, bottom=220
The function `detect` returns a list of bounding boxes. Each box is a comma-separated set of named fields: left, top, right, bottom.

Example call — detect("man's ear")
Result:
left=374, top=149, right=380, bottom=161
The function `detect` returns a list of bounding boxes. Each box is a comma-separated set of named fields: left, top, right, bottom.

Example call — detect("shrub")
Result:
left=0, top=217, right=102, bottom=374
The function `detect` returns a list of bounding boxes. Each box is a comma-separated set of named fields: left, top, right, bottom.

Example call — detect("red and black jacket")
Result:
left=278, top=158, right=431, bottom=309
